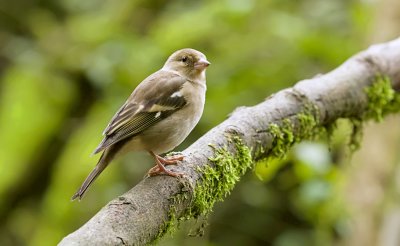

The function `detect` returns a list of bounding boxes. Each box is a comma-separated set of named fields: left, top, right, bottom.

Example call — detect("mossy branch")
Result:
left=59, top=37, right=400, bottom=246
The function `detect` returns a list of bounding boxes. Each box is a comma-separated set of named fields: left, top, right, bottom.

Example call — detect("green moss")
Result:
left=364, top=76, right=400, bottom=121
left=268, top=120, right=294, bottom=159
left=157, top=111, right=322, bottom=236
left=296, top=107, right=324, bottom=140
left=263, top=102, right=325, bottom=163
left=154, top=137, right=252, bottom=241
left=154, top=76, right=400, bottom=243
left=154, top=181, right=192, bottom=242
left=190, top=136, right=253, bottom=217
left=348, top=75, right=400, bottom=152
left=263, top=76, right=400, bottom=158
left=156, top=206, right=177, bottom=239
left=348, top=118, right=363, bottom=152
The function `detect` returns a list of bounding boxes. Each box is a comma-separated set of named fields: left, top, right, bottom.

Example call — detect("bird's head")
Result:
left=163, top=48, right=210, bottom=81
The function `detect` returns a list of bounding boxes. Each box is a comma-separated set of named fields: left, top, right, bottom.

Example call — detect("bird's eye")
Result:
left=181, top=56, right=187, bottom=62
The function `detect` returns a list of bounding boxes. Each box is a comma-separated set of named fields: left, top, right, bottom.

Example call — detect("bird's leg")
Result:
left=147, top=151, right=183, bottom=177
left=147, top=165, right=160, bottom=174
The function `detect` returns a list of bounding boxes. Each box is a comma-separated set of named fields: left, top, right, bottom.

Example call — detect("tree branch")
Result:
left=59, top=37, right=400, bottom=246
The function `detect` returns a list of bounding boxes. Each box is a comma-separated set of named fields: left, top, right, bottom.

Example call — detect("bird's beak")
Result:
left=194, top=58, right=211, bottom=70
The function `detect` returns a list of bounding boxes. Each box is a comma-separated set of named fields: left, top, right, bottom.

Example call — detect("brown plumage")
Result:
left=72, top=48, right=210, bottom=200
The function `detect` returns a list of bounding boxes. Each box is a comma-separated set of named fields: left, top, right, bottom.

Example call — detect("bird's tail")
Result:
left=71, top=149, right=115, bottom=201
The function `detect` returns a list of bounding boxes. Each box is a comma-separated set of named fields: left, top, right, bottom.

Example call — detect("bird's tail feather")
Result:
left=71, top=149, right=114, bottom=201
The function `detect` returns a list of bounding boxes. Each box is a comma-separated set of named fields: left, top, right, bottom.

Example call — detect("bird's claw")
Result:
left=147, top=166, right=184, bottom=177
left=146, top=151, right=185, bottom=177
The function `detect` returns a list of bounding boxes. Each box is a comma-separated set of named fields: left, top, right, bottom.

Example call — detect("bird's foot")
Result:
left=147, top=151, right=184, bottom=177
left=147, top=165, right=183, bottom=177
left=159, top=155, right=184, bottom=165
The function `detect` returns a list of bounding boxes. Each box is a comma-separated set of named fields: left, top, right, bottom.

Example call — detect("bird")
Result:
left=71, top=48, right=210, bottom=200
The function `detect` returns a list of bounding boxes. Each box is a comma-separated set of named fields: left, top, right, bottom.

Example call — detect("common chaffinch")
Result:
left=72, top=48, right=210, bottom=200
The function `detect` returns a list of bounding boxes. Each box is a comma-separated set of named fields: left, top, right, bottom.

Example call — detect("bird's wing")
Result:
left=93, top=72, right=188, bottom=154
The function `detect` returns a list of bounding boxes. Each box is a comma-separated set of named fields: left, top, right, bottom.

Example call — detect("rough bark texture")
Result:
left=59, top=38, right=400, bottom=246
left=342, top=3, right=400, bottom=246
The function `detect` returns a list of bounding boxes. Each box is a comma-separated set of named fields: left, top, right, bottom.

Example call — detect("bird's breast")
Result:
left=134, top=83, right=205, bottom=154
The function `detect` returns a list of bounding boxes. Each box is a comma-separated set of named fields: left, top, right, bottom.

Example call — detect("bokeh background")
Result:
left=1, top=0, right=400, bottom=245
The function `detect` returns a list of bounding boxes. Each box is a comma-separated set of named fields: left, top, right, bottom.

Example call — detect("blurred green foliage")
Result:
left=0, top=0, right=380, bottom=245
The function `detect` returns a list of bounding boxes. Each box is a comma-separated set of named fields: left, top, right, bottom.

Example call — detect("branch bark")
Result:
left=59, top=37, right=400, bottom=246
